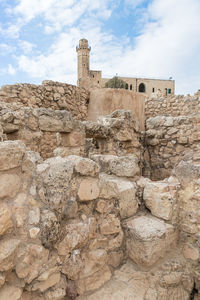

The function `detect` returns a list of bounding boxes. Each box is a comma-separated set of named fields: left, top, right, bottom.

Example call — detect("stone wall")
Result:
left=0, top=139, right=199, bottom=299
left=145, top=113, right=200, bottom=180
left=0, top=81, right=89, bottom=120
left=0, top=101, right=143, bottom=161
left=145, top=92, right=200, bottom=119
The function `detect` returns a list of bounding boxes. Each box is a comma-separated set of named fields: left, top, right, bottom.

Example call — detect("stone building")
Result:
left=76, top=38, right=175, bottom=97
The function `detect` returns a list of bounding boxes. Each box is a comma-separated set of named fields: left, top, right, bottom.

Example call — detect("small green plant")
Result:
left=105, top=76, right=126, bottom=89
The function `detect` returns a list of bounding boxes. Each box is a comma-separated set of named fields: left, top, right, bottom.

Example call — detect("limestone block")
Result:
left=143, top=180, right=179, bottom=221
left=53, top=146, right=82, bottom=157
left=124, top=215, right=177, bottom=266
left=12, top=193, right=28, bottom=227
left=15, top=244, right=49, bottom=283
left=64, top=198, right=78, bottom=219
left=115, top=129, right=132, bottom=141
left=0, top=239, right=20, bottom=271
left=44, top=275, right=67, bottom=300
left=0, top=273, right=5, bottom=287
left=29, top=227, right=40, bottom=239
left=0, top=174, right=21, bottom=200
left=76, top=265, right=112, bottom=295
left=91, top=155, right=140, bottom=177
left=31, top=272, right=61, bottom=292
left=108, top=250, right=123, bottom=268
left=56, top=218, right=96, bottom=256
left=28, top=207, right=40, bottom=225
left=100, top=214, right=121, bottom=235
left=118, top=182, right=138, bottom=219
left=99, top=174, right=138, bottom=218
left=183, top=243, right=199, bottom=261
left=0, top=203, right=13, bottom=235
left=40, top=210, right=60, bottom=248
left=69, top=155, right=99, bottom=176
left=38, top=156, right=74, bottom=210
left=78, top=178, right=100, bottom=201
left=38, top=113, right=73, bottom=132
left=79, top=249, right=108, bottom=278
left=96, top=199, right=114, bottom=214
left=0, top=141, right=25, bottom=171
left=0, top=284, right=22, bottom=300
left=61, top=131, right=85, bottom=147
left=62, top=249, right=83, bottom=280
left=108, top=229, right=124, bottom=250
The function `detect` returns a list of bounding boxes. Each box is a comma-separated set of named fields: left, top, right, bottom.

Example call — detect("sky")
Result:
left=0, top=0, right=200, bottom=95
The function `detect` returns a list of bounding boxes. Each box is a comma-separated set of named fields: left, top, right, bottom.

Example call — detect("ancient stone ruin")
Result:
left=0, top=81, right=199, bottom=300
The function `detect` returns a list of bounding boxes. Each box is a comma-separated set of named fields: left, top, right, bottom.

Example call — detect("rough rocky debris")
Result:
left=0, top=84, right=199, bottom=299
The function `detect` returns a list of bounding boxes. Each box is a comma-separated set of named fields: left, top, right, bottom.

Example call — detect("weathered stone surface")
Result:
left=78, top=178, right=100, bottom=201
left=56, top=218, right=96, bottom=255
left=38, top=110, right=73, bottom=132
left=12, top=193, right=28, bottom=227
left=16, top=244, right=49, bottom=283
left=124, top=215, right=177, bottom=266
left=37, top=156, right=74, bottom=211
left=183, top=243, right=199, bottom=261
left=0, top=273, right=5, bottom=287
left=62, top=250, right=83, bottom=280
left=28, top=207, right=40, bottom=225
left=31, top=272, right=61, bottom=292
left=0, top=174, right=21, bottom=199
left=99, top=174, right=138, bottom=218
left=0, top=141, right=25, bottom=171
left=0, top=203, right=13, bottom=235
left=29, top=227, right=40, bottom=239
left=69, top=155, right=99, bottom=176
left=77, top=262, right=148, bottom=300
left=143, top=179, right=179, bottom=221
left=44, top=275, right=67, bottom=300
left=91, top=154, right=140, bottom=177
left=0, top=284, right=22, bottom=300
left=0, top=239, right=20, bottom=271
left=79, top=249, right=108, bottom=278
left=100, top=214, right=121, bottom=235
left=40, top=210, right=60, bottom=248
left=77, top=265, right=112, bottom=295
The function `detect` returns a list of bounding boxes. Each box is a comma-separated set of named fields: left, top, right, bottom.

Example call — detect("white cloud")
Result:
left=11, top=0, right=114, bottom=34
left=8, top=64, right=16, bottom=75
left=0, top=43, right=15, bottom=55
left=18, top=41, right=36, bottom=54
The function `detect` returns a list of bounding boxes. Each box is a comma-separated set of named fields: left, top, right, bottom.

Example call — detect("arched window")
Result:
left=125, top=83, right=128, bottom=90
left=139, top=83, right=145, bottom=93
left=130, top=84, right=133, bottom=90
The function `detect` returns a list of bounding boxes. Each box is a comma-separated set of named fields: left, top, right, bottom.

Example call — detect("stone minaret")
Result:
left=76, top=39, right=91, bottom=87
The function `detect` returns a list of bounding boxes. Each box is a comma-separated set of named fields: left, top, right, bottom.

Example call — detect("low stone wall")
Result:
left=0, top=80, right=89, bottom=120
left=145, top=113, right=200, bottom=180
left=0, top=140, right=141, bottom=299
left=0, top=101, right=143, bottom=161
left=145, top=92, right=200, bottom=120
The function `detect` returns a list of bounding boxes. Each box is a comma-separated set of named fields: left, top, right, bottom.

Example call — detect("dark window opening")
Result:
left=98, top=81, right=99, bottom=84
left=93, top=75, right=94, bottom=78
left=125, top=83, right=128, bottom=90
left=168, top=88, right=171, bottom=94
left=152, top=88, right=155, bottom=92
left=139, top=83, right=145, bottom=93
left=165, top=88, right=167, bottom=96
left=130, top=84, right=133, bottom=90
